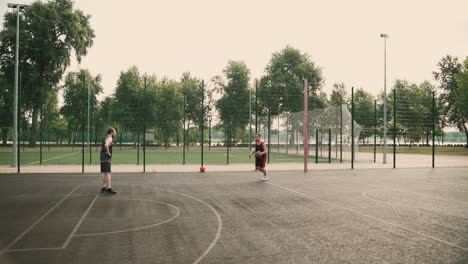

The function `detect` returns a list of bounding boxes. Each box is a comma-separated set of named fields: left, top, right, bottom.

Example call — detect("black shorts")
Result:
left=255, top=156, right=266, bottom=168
left=100, top=162, right=111, bottom=173
left=100, top=152, right=112, bottom=173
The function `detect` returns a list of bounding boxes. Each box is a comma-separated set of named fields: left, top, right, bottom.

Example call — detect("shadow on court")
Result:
left=1, top=167, right=467, bottom=263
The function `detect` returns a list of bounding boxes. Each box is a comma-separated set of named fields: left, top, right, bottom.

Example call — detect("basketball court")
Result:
left=1, top=167, right=467, bottom=263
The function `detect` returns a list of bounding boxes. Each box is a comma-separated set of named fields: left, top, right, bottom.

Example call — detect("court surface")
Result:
left=1, top=167, right=467, bottom=263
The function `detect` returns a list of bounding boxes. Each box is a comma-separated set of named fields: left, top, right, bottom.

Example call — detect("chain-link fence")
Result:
left=1, top=80, right=466, bottom=172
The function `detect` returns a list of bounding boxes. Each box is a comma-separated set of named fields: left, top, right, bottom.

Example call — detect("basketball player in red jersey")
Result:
left=249, top=133, right=268, bottom=181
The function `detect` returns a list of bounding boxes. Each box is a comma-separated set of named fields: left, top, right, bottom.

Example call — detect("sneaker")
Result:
left=261, top=175, right=269, bottom=181
left=101, top=187, right=107, bottom=193
left=105, top=188, right=117, bottom=194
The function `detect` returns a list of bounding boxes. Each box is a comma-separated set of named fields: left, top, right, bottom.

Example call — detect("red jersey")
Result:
left=255, top=141, right=266, bottom=154
left=255, top=141, right=267, bottom=168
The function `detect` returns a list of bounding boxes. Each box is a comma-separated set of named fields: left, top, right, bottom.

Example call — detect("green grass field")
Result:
left=3, top=145, right=465, bottom=166
left=359, top=146, right=468, bottom=155
left=0, top=147, right=334, bottom=165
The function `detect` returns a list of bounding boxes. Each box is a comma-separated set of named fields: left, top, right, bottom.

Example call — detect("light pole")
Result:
left=8, top=3, right=28, bottom=168
left=380, top=33, right=389, bottom=164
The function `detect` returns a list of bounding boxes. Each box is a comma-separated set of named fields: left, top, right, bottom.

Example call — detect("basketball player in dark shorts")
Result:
left=249, top=133, right=269, bottom=181
left=100, top=127, right=117, bottom=194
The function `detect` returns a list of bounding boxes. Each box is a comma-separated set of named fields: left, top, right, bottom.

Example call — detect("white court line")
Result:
left=75, top=197, right=180, bottom=237
left=62, top=195, right=99, bottom=248
left=1, top=195, right=181, bottom=252
left=1, top=247, right=63, bottom=252
left=7, top=194, right=96, bottom=199
left=144, top=185, right=223, bottom=264
left=361, top=191, right=467, bottom=213
left=27, top=152, right=78, bottom=165
left=2, top=185, right=81, bottom=251
left=266, top=181, right=468, bottom=252
left=368, top=183, right=468, bottom=206
left=0, top=183, right=222, bottom=263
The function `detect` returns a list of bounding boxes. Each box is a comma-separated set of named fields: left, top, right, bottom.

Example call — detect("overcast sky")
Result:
left=1, top=0, right=467, bottom=99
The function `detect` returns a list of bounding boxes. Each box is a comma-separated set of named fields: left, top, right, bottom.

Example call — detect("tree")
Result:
left=113, top=66, right=144, bottom=144
left=433, top=55, right=467, bottom=146
left=180, top=72, right=203, bottom=127
left=180, top=72, right=205, bottom=147
left=42, top=87, right=60, bottom=143
left=414, top=81, right=439, bottom=145
left=93, top=96, right=116, bottom=143
left=152, top=80, right=183, bottom=148
left=0, top=0, right=95, bottom=146
left=455, top=57, right=468, bottom=145
left=49, top=118, right=68, bottom=144
left=258, top=46, right=323, bottom=116
left=394, top=81, right=415, bottom=145
left=330, top=82, right=348, bottom=106
left=311, top=91, right=329, bottom=109
left=0, top=75, right=12, bottom=144
left=386, top=80, right=438, bottom=146
left=257, top=47, right=323, bottom=148
left=214, top=61, right=251, bottom=144
left=60, top=69, right=102, bottom=144
left=353, top=88, right=375, bottom=142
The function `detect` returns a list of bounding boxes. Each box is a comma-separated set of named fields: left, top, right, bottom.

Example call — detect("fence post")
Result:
left=277, top=115, right=280, bottom=153
left=17, top=72, right=22, bottom=173
left=255, top=81, right=258, bottom=135
left=393, top=88, right=396, bottom=169
left=315, top=129, right=319, bottom=164
left=40, top=86, right=43, bottom=165
left=81, top=75, right=85, bottom=173
left=89, top=110, right=92, bottom=165
left=143, top=77, right=146, bottom=173
left=286, top=118, right=289, bottom=154
left=137, top=132, right=139, bottom=165
left=209, top=117, right=212, bottom=151
left=249, top=87, right=252, bottom=151
left=227, top=124, right=230, bottom=165
left=304, top=79, right=309, bottom=172
left=201, top=80, right=204, bottom=167
left=374, top=100, right=377, bottom=163
left=432, top=91, right=435, bottom=168
left=183, top=96, right=186, bottom=165
left=268, top=109, right=271, bottom=164
left=340, top=102, right=343, bottom=163
left=328, top=129, right=331, bottom=163
left=351, top=87, right=354, bottom=169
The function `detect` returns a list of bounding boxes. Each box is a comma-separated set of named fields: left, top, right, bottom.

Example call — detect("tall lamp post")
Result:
left=8, top=3, right=28, bottom=168
left=380, top=33, right=389, bottom=164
